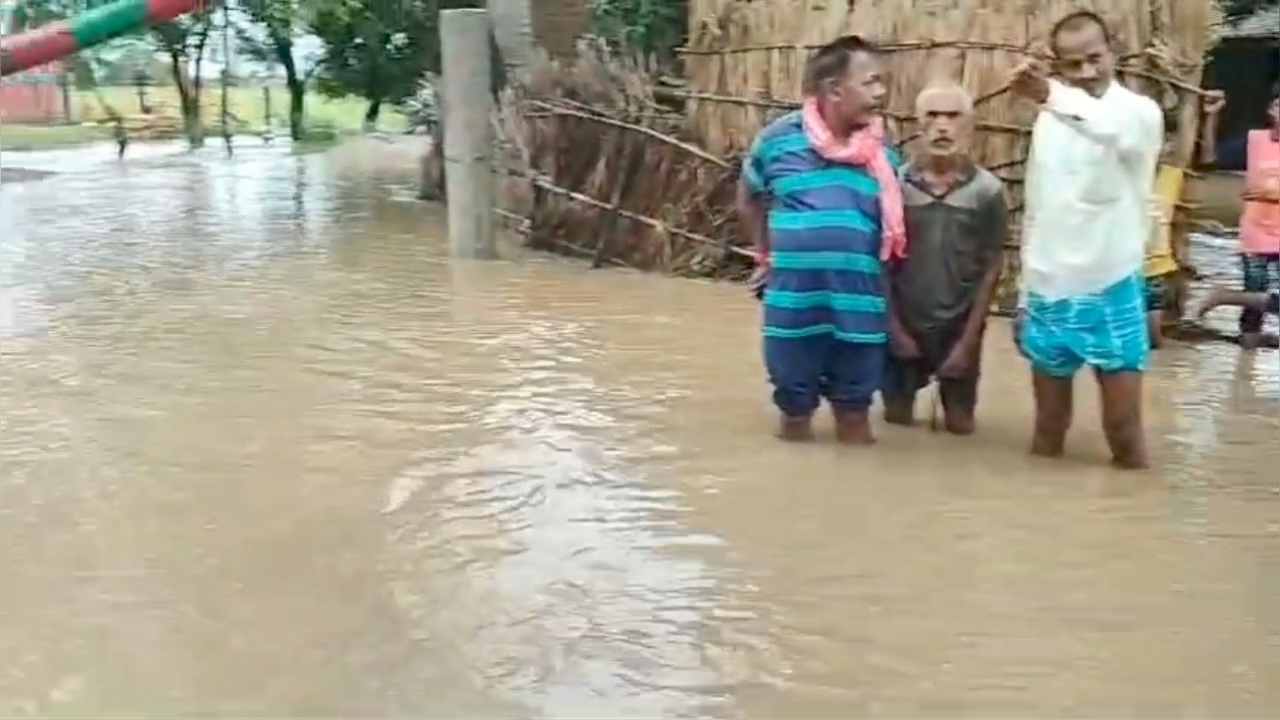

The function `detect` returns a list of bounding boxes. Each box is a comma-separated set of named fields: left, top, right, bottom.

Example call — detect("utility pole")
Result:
left=439, top=9, right=496, bottom=259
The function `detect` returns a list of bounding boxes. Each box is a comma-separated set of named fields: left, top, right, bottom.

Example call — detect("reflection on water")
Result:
left=0, top=139, right=1276, bottom=716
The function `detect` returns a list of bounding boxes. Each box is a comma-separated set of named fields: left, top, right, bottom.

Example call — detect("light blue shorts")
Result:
left=1021, top=274, right=1150, bottom=378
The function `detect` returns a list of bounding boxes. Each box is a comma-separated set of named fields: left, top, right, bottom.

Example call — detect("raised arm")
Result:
left=1042, top=80, right=1162, bottom=165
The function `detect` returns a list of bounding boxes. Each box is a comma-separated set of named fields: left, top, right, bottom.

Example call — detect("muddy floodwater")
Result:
left=1, top=139, right=1277, bottom=717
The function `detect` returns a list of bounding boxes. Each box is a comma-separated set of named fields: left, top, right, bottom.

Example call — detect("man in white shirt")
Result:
left=1009, top=11, right=1163, bottom=469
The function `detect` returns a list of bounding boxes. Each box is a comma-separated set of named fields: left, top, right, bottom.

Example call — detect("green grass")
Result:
left=0, top=122, right=112, bottom=150
left=2, top=85, right=407, bottom=151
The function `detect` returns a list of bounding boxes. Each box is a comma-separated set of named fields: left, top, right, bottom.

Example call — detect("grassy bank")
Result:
left=0, top=122, right=113, bottom=150
left=1, top=85, right=407, bottom=151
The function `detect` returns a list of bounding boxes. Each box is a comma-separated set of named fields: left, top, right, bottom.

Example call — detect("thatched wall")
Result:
left=684, top=0, right=1221, bottom=160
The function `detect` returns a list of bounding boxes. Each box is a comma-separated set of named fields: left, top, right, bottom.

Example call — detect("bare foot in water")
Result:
left=882, top=400, right=915, bottom=427
left=834, top=411, right=876, bottom=445
left=1110, top=454, right=1150, bottom=470
left=1030, top=432, right=1065, bottom=458
left=776, top=415, right=815, bottom=442
left=944, top=413, right=976, bottom=436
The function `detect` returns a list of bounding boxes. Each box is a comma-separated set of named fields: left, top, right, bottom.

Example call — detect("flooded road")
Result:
left=1, top=139, right=1277, bottom=717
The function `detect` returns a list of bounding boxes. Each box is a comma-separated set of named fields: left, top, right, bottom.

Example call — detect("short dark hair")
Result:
left=1049, top=10, right=1112, bottom=52
left=802, top=35, right=878, bottom=96
left=1162, top=110, right=1180, bottom=136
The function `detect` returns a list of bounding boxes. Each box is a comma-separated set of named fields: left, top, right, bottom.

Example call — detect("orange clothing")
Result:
left=1240, top=130, right=1280, bottom=255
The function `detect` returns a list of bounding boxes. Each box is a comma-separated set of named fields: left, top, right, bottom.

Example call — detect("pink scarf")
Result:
left=801, top=98, right=907, bottom=261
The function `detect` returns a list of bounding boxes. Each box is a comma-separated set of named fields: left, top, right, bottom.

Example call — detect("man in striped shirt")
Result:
left=739, top=35, right=902, bottom=444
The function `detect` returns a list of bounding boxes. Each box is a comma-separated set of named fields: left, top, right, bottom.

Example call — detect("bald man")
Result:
left=883, top=84, right=1009, bottom=434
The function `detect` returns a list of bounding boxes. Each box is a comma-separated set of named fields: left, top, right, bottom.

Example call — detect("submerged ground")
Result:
left=1, top=137, right=1276, bottom=716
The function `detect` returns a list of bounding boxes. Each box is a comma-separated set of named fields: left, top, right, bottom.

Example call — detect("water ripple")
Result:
left=0, top=139, right=1275, bottom=717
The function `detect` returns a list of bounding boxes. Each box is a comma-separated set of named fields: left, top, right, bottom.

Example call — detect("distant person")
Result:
left=1142, top=97, right=1223, bottom=347
left=1142, top=112, right=1186, bottom=348
left=1010, top=11, right=1163, bottom=469
left=113, top=119, right=128, bottom=160
left=882, top=84, right=1007, bottom=435
left=1142, top=92, right=1224, bottom=347
left=1200, top=84, right=1280, bottom=348
left=740, top=35, right=905, bottom=445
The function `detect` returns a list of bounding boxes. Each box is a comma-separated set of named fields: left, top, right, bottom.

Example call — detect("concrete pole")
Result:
left=440, top=8, right=496, bottom=259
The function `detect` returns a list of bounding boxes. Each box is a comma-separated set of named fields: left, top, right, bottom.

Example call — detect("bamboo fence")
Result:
left=496, top=44, right=750, bottom=278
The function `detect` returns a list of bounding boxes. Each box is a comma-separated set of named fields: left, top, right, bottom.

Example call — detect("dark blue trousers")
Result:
left=764, top=335, right=885, bottom=417
left=1241, top=253, right=1280, bottom=334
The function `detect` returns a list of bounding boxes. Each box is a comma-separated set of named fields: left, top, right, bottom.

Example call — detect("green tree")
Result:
left=152, top=8, right=215, bottom=146
left=239, top=0, right=311, bottom=140
left=91, top=35, right=155, bottom=108
left=309, top=0, right=438, bottom=126
left=592, top=0, right=684, bottom=64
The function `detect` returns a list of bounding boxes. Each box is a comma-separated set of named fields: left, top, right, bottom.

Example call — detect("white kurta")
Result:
left=1019, top=80, right=1164, bottom=303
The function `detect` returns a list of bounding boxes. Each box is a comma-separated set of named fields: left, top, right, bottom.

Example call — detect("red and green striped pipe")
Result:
left=1, top=0, right=206, bottom=77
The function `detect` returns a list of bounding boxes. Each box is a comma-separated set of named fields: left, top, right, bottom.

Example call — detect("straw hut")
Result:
left=681, top=0, right=1221, bottom=312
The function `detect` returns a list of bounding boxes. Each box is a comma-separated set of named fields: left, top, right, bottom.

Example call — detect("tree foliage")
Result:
left=150, top=8, right=215, bottom=145
left=239, top=0, right=319, bottom=139
left=10, top=0, right=690, bottom=137
left=593, top=0, right=685, bottom=65
left=311, top=0, right=426, bottom=110
left=309, top=0, right=478, bottom=121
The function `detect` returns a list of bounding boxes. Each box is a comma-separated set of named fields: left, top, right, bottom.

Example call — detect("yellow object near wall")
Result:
left=1145, top=165, right=1185, bottom=278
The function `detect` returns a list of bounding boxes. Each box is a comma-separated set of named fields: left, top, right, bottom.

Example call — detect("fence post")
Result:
left=440, top=8, right=496, bottom=259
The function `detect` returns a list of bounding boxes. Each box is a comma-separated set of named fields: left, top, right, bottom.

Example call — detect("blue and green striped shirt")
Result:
left=744, top=111, right=901, bottom=344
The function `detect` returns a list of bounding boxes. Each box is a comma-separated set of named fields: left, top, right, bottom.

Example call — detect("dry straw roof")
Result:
left=683, top=0, right=1221, bottom=161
